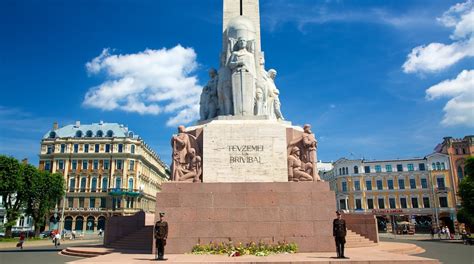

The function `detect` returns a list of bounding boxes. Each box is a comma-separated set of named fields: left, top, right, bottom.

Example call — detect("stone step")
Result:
left=60, top=248, right=104, bottom=258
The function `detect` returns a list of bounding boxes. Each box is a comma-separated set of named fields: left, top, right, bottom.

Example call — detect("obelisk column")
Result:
left=223, top=0, right=261, bottom=53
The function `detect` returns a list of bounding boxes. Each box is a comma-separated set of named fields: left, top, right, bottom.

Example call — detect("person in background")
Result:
left=98, top=228, right=103, bottom=237
left=17, top=232, right=25, bottom=250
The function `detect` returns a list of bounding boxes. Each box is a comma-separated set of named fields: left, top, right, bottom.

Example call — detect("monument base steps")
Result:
left=106, top=226, right=153, bottom=253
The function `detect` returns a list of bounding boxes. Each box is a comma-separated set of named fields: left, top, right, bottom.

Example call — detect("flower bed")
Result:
left=191, top=240, right=298, bottom=257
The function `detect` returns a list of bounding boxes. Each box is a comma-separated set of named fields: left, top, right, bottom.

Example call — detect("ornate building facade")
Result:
left=39, top=121, right=169, bottom=233
left=323, top=154, right=457, bottom=233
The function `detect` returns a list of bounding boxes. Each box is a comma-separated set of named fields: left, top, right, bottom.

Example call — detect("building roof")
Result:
left=43, top=121, right=138, bottom=139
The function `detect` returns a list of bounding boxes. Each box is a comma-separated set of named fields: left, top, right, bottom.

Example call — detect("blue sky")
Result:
left=0, top=0, right=472, bottom=166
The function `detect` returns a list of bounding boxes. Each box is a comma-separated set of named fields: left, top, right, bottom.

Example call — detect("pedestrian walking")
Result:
left=333, top=210, right=347, bottom=259
left=154, top=212, right=168, bottom=261
left=71, top=230, right=76, bottom=240
left=54, top=231, right=61, bottom=247
left=17, top=232, right=25, bottom=250
left=445, top=226, right=451, bottom=240
left=98, top=228, right=103, bottom=237
left=430, top=226, right=435, bottom=239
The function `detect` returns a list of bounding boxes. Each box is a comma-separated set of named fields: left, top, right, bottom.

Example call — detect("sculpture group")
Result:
left=199, top=16, right=284, bottom=121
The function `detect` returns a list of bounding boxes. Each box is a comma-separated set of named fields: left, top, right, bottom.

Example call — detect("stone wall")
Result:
left=103, top=211, right=154, bottom=246
left=342, top=213, right=379, bottom=243
left=155, top=182, right=337, bottom=253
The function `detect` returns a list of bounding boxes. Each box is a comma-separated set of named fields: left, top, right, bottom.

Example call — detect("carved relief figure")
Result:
left=217, top=54, right=233, bottom=115
left=228, top=37, right=256, bottom=78
left=200, top=68, right=219, bottom=121
left=255, top=55, right=268, bottom=115
left=288, top=146, right=314, bottom=182
left=171, top=126, right=202, bottom=182
left=287, top=124, right=322, bottom=181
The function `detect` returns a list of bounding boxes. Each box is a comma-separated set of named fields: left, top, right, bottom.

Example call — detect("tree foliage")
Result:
left=0, top=155, right=28, bottom=237
left=458, top=156, right=474, bottom=228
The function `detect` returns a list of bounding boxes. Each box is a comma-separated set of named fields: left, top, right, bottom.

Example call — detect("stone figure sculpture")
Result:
left=217, top=55, right=233, bottom=115
left=200, top=68, right=219, bottom=121
left=228, top=37, right=256, bottom=116
left=171, top=126, right=202, bottom=182
left=288, top=146, right=314, bottom=182
left=266, top=69, right=284, bottom=120
left=255, top=56, right=268, bottom=115
left=287, top=124, right=322, bottom=181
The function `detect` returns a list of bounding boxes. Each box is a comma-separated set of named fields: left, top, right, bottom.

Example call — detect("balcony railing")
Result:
left=108, top=188, right=142, bottom=197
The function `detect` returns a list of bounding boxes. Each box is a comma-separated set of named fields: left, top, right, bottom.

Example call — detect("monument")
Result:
left=156, top=0, right=347, bottom=253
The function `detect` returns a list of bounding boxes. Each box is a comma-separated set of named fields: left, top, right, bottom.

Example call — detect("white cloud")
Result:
left=403, top=0, right=474, bottom=73
left=83, top=45, right=202, bottom=126
left=426, top=69, right=474, bottom=126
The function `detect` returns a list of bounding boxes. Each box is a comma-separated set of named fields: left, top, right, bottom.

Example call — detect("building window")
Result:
left=354, top=166, right=359, bottom=174
left=96, top=130, right=103, bottom=137
left=400, top=197, right=407, bottom=208
left=75, top=130, right=82, bottom=137
left=375, top=165, right=381, bottom=173
left=366, top=180, right=372, bottom=191
left=80, top=178, right=86, bottom=192
left=410, top=178, right=416, bottom=189
left=386, top=165, right=392, bottom=172
left=354, top=180, right=360, bottom=191
left=60, top=144, right=66, bottom=153
left=86, top=130, right=93, bottom=137
left=69, top=178, right=75, bottom=192
left=74, top=144, right=79, bottom=153
left=84, top=144, right=89, bottom=153
left=339, top=199, right=346, bottom=210
left=457, top=166, right=464, bottom=182
left=355, top=199, right=362, bottom=210
left=131, top=145, right=135, bottom=154
left=439, top=197, right=448, bottom=208
left=396, top=164, right=403, bottom=172
left=115, top=177, right=122, bottom=189
left=421, top=178, right=428, bottom=189
left=419, top=163, right=425, bottom=171
left=128, top=178, right=134, bottom=191
left=432, top=162, right=436, bottom=170
left=82, top=160, right=88, bottom=170
left=339, top=168, right=342, bottom=175
left=411, top=197, right=419, bottom=208
left=106, top=130, right=114, bottom=137
left=378, top=198, right=385, bottom=209
left=79, top=197, right=84, bottom=208
left=47, top=145, right=54, bottom=154
left=100, top=197, right=106, bottom=208
left=437, top=177, right=446, bottom=189
left=129, top=160, right=135, bottom=171
left=423, top=197, right=430, bottom=208
left=91, top=177, right=97, bottom=192
left=376, top=179, right=383, bottom=190
left=388, top=179, right=394, bottom=190
left=102, top=177, right=108, bottom=192
left=72, top=160, right=77, bottom=170
left=68, top=197, right=74, bottom=208
left=364, top=166, right=370, bottom=173
left=45, top=160, right=51, bottom=171
left=58, top=160, right=64, bottom=170
left=436, top=162, right=441, bottom=170
left=389, top=198, right=396, bottom=209
left=367, top=198, right=374, bottom=209
left=407, top=164, right=414, bottom=171
left=95, top=144, right=100, bottom=153
left=342, top=182, right=347, bottom=192
left=104, top=160, right=110, bottom=170
left=89, top=198, right=95, bottom=208
left=118, top=144, right=123, bottom=153
left=441, top=163, right=446, bottom=170
left=116, top=160, right=123, bottom=170
left=105, top=144, right=110, bottom=153
left=398, top=179, right=405, bottom=190
left=93, top=160, right=99, bottom=170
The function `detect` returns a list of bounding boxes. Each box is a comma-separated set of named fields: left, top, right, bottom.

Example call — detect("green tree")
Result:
left=0, top=155, right=28, bottom=238
left=458, top=157, right=474, bottom=228
left=24, top=167, right=65, bottom=237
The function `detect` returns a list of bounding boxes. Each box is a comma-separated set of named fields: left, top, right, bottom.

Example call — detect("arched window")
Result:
left=432, top=163, right=436, bottom=170
left=106, top=130, right=114, bottom=137
left=86, top=130, right=93, bottom=137
left=128, top=178, right=134, bottom=191
left=458, top=166, right=464, bottom=182
left=115, top=177, right=122, bottom=189
left=91, top=178, right=97, bottom=192
left=75, top=216, right=84, bottom=231
left=97, top=216, right=106, bottom=231
left=339, top=168, right=342, bottom=175
left=441, top=162, right=446, bottom=170
left=75, top=130, right=83, bottom=137
left=101, top=177, right=108, bottom=192
left=354, top=166, right=359, bottom=174
left=69, top=178, right=76, bottom=192
left=80, top=177, right=86, bottom=192
left=49, top=131, right=56, bottom=138
left=436, top=162, right=441, bottom=171
left=128, top=131, right=134, bottom=138
left=96, top=130, right=103, bottom=137
left=64, top=216, right=73, bottom=231
left=86, top=216, right=95, bottom=233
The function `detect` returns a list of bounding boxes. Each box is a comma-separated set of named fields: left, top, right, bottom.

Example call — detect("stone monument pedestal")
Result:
left=155, top=181, right=337, bottom=253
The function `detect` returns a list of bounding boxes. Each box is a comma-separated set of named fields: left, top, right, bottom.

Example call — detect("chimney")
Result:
left=53, top=122, right=59, bottom=130
left=75, top=120, right=81, bottom=128
left=99, top=120, right=104, bottom=125
left=21, top=158, right=28, bottom=165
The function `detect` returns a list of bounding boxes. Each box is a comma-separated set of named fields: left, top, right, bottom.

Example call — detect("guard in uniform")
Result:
left=154, top=212, right=168, bottom=260
left=333, top=210, right=347, bottom=258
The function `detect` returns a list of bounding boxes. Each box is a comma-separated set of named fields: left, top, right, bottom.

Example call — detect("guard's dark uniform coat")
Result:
left=154, top=220, right=168, bottom=260
left=333, top=218, right=347, bottom=258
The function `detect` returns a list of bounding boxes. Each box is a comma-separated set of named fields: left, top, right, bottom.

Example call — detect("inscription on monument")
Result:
left=228, top=144, right=264, bottom=164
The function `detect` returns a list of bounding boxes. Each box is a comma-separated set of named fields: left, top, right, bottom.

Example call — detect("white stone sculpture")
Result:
left=199, top=68, right=218, bottom=121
